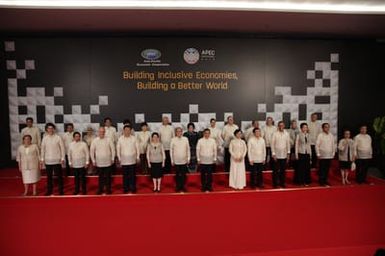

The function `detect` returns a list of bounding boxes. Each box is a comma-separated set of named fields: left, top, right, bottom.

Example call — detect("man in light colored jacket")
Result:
left=159, top=116, right=174, bottom=173
left=21, top=117, right=41, bottom=148
left=271, top=121, right=291, bottom=188
left=263, top=117, right=277, bottom=171
left=90, top=127, right=116, bottom=195
left=68, top=132, right=89, bottom=195
left=247, top=127, right=266, bottom=188
left=117, top=125, right=140, bottom=193
left=222, top=116, right=239, bottom=172
left=316, top=123, right=336, bottom=186
left=295, top=123, right=312, bottom=186
left=197, top=129, right=217, bottom=192
left=62, top=123, right=74, bottom=176
left=309, top=113, right=322, bottom=168
left=170, top=127, right=190, bottom=192
left=40, top=123, right=65, bottom=195
left=354, top=125, right=372, bottom=184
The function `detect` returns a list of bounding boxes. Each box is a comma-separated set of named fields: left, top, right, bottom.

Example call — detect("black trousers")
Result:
left=288, top=147, right=294, bottom=166
left=122, top=164, right=136, bottom=192
left=311, top=145, right=317, bottom=168
left=200, top=164, right=214, bottom=191
left=73, top=167, right=86, bottom=194
left=318, top=159, right=331, bottom=185
left=65, top=155, right=71, bottom=176
left=297, top=154, right=311, bottom=185
left=265, top=147, right=275, bottom=171
left=250, top=162, right=264, bottom=188
left=290, top=147, right=299, bottom=181
left=245, top=153, right=250, bottom=172
left=46, top=164, right=63, bottom=195
left=273, top=159, right=287, bottom=187
left=164, top=150, right=171, bottom=173
left=111, top=160, right=117, bottom=175
left=139, top=154, right=148, bottom=174
left=97, top=166, right=112, bottom=194
left=356, top=159, right=371, bottom=184
left=175, top=164, right=188, bottom=191
left=224, top=147, right=231, bottom=172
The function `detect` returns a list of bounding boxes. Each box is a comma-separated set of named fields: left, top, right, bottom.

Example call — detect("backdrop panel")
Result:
left=2, top=37, right=384, bottom=160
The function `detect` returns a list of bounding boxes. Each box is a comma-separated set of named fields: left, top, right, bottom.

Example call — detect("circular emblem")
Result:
left=183, top=48, right=200, bottom=64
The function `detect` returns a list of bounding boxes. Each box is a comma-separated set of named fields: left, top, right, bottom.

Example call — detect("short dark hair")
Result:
left=252, top=127, right=260, bottom=133
left=234, top=129, right=242, bottom=136
left=140, top=122, right=148, bottom=127
left=45, top=123, right=56, bottom=130
left=203, top=128, right=210, bottom=133
left=278, top=121, right=284, bottom=126
left=22, top=134, right=32, bottom=141
left=26, top=117, right=33, bottom=122
left=300, top=123, right=308, bottom=129
left=210, top=118, right=216, bottom=122
left=66, top=123, right=74, bottom=129
left=73, top=131, right=81, bottom=138
left=104, top=117, right=112, bottom=123
left=151, top=132, right=159, bottom=138
left=123, top=125, right=132, bottom=130
left=322, top=123, right=329, bottom=129
left=187, top=122, right=195, bottom=129
left=123, top=119, right=131, bottom=125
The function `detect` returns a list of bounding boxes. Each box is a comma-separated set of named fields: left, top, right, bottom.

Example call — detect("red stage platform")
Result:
left=0, top=162, right=380, bottom=196
left=0, top=166, right=384, bottom=256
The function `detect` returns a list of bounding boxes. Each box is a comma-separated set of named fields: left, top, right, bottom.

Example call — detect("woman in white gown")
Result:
left=16, top=134, right=41, bottom=196
left=229, top=129, right=247, bottom=190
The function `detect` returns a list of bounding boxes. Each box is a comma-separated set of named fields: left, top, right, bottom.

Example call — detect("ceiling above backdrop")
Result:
left=0, top=0, right=385, bottom=38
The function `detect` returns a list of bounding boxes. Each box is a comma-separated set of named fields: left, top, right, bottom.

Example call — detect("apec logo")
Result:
left=183, top=48, right=200, bottom=64
left=183, top=48, right=216, bottom=64
left=200, top=49, right=216, bottom=61
left=141, top=49, right=162, bottom=60
left=201, top=49, right=215, bottom=57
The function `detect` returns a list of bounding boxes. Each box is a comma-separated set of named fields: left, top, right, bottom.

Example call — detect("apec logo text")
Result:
left=183, top=48, right=216, bottom=64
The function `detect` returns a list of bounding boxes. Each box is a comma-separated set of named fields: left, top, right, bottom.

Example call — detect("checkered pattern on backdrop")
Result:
left=4, top=41, right=339, bottom=159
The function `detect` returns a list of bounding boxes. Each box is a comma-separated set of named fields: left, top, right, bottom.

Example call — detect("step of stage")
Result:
left=0, top=167, right=382, bottom=197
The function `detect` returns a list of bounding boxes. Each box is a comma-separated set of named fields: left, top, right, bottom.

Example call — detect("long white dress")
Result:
left=229, top=138, right=247, bottom=189
left=16, top=144, right=41, bottom=184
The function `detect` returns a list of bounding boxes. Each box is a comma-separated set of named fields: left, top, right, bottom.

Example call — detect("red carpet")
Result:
left=0, top=165, right=384, bottom=256
left=0, top=161, right=380, bottom=196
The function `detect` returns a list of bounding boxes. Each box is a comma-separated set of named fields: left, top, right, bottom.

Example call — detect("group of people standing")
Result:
left=16, top=113, right=373, bottom=196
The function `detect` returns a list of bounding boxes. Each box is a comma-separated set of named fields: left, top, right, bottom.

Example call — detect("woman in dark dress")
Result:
left=183, top=123, right=200, bottom=172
